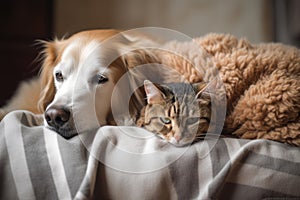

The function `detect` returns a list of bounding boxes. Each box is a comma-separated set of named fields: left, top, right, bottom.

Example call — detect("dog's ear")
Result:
left=38, top=39, right=64, bottom=112
left=116, top=32, right=160, bottom=69
left=121, top=49, right=158, bottom=69
left=112, top=33, right=161, bottom=122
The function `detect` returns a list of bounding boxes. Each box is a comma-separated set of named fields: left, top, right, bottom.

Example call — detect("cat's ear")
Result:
left=193, top=82, right=211, bottom=99
left=144, top=80, right=166, bottom=104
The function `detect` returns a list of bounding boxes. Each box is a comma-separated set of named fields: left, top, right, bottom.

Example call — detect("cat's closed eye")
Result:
left=160, top=117, right=171, bottom=124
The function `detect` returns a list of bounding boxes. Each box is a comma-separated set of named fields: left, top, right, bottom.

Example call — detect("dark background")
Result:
left=0, top=0, right=52, bottom=106
left=0, top=0, right=299, bottom=107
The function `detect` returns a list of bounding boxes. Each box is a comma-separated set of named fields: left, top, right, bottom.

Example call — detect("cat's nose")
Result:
left=174, top=135, right=181, bottom=142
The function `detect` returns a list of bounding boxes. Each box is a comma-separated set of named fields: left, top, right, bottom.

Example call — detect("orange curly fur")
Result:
left=160, top=33, right=300, bottom=145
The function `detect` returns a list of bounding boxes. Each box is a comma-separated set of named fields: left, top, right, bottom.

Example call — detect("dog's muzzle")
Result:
left=45, top=105, right=77, bottom=138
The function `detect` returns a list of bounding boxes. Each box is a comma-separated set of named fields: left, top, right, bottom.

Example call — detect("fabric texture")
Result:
left=0, top=111, right=299, bottom=200
left=159, top=33, right=300, bottom=145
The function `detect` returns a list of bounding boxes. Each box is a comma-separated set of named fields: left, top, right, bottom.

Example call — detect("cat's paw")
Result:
left=136, top=118, right=144, bottom=127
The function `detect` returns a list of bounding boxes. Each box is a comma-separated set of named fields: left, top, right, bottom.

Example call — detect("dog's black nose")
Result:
left=45, top=106, right=70, bottom=128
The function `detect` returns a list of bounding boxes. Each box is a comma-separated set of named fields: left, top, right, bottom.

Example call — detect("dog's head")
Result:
left=38, top=29, right=159, bottom=138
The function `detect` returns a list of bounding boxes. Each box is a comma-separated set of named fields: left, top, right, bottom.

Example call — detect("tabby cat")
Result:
left=136, top=80, right=212, bottom=146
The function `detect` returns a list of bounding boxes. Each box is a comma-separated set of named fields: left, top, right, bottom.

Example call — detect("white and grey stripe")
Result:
left=3, top=112, right=36, bottom=200
left=44, top=128, right=72, bottom=200
left=0, top=111, right=300, bottom=200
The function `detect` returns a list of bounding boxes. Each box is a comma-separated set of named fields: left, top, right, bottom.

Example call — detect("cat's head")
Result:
left=139, top=80, right=211, bottom=146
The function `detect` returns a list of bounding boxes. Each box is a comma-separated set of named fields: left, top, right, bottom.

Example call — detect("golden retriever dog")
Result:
left=40, top=30, right=124, bottom=138
left=39, top=29, right=178, bottom=138
left=1, top=29, right=168, bottom=138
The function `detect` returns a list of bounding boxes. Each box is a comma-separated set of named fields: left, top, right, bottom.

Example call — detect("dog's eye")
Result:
left=55, top=71, right=64, bottom=82
left=97, top=74, right=108, bottom=84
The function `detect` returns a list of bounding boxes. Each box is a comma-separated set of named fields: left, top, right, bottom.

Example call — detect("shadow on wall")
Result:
left=54, top=0, right=274, bottom=44
left=273, top=0, right=300, bottom=47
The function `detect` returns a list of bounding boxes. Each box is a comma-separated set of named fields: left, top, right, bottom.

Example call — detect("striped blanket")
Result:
left=0, top=110, right=299, bottom=200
